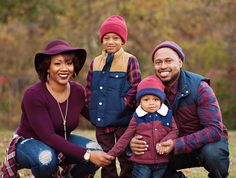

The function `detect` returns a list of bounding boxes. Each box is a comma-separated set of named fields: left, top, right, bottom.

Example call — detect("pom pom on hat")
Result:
left=151, top=41, right=185, bottom=62
left=99, top=15, right=128, bottom=44
left=136, top=75, right=166, bottom=102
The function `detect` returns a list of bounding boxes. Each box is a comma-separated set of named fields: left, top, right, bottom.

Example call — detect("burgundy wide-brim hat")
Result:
left=34, top=39, right=87, bottom=75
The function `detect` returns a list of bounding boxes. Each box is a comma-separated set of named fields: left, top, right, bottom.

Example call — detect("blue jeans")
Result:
left=132, top=163, right=167, bottom=178
left=163, top=138, right=229, bottom=178
left=16, top=134, right=101, bottom=178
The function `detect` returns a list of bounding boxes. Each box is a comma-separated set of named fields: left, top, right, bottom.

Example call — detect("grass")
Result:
left=0, top=129, right=235, bottom=178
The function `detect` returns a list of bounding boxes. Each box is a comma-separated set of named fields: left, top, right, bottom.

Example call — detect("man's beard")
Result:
left=161, top=72, right=180, bottom=87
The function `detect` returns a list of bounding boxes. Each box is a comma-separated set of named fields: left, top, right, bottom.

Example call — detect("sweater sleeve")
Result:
left=173, top=81, right=224, bottom=154
left=80, top=85, right=90, bottom=120
left=22, top=89, right=87, bottom=159
left=108, top=117, right=137, bottom=157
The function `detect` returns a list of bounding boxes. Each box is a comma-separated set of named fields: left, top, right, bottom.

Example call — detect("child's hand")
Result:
left=156, top=139, right=174, bottom=155
left=156, top=143, right=167, bottom=155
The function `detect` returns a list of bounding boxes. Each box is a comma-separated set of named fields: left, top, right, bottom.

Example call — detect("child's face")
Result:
left=102, top=33, right=123, bottom=53
left=140, top=95, right=161, bottom=113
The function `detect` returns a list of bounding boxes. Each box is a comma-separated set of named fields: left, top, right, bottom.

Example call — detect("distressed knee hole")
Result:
left=38, top=150, right=52, bottom=165
left=86, top=141, right=102, bottom=150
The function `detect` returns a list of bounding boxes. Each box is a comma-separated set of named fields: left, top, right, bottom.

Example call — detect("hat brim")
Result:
left=35, top=48, right=86, bottom=75
left=136, top=88, right=166, bottom=103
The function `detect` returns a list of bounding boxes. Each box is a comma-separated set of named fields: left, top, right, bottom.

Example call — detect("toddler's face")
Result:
left=140, top=95, right=161, bottom=113
left=102, top=33, right=122, bottom=53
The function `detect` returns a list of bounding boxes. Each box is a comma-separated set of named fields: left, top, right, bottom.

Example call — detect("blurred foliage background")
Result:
left=0, top=0, right=235, bottom=130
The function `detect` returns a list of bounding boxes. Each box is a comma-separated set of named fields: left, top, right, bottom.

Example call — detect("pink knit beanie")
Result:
left=136, top=75, right=166, bottom=102
left=99, top=15, right=128, bottom=44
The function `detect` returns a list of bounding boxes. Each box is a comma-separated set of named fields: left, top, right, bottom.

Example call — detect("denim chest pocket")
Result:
left=108, top=72, right=126, bottom=90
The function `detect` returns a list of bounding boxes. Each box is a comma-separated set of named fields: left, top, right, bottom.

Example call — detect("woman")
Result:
left=1, top=39, right=114, bottom=178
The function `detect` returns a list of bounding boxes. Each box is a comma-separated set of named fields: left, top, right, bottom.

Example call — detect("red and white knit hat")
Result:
left=99, top=15, right=128, bottom=44
left=136, top=75, right=166, bottom=102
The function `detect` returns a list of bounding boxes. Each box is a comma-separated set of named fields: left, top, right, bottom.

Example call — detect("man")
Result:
left=130, top=41, right=229, bottom=178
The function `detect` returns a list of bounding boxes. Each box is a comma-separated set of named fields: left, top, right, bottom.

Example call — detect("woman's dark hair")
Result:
left=36, top=56, right=51, bottom=83
left=36, top=52, right=78, bottom=83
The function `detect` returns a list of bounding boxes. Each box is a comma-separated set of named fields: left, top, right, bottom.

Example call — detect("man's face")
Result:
left=153, top=47, right=182, bottom=86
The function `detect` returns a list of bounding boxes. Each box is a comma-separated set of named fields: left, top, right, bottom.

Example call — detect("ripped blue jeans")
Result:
left=16, top=134, right=101, bottom=178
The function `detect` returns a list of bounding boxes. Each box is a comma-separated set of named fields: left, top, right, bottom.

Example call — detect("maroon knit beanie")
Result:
left=136, top=75, right=166, bottom=102
left=99, top=15, right=128, bottom=44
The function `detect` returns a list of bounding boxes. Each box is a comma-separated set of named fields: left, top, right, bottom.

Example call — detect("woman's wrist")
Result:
left=84, top=150, right=91, bottom=162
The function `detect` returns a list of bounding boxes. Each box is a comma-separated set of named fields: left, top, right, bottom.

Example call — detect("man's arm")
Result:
left=173, top=81, right=225, bottom=154
left=129, top=135, right=149, bottom=155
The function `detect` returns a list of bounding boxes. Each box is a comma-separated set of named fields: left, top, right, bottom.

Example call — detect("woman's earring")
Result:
left=47, top=73, right=50, bottom=81
left=74, top=72, right=77, bottom=77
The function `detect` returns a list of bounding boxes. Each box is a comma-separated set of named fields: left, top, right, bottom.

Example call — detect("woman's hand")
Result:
left=129, top=135, right=148, bottom=155
left=89, top=150, right=115, bottom=167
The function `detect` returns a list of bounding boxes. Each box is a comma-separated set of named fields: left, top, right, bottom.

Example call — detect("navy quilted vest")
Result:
left=89, top=54, right=134, bottom=127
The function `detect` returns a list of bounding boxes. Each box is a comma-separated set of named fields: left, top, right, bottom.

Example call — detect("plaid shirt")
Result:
left=166, top=81, right=228, bottom=154
left=0, top=135, right=22, bottom=178
left=164, top=80, right=178, bottom=109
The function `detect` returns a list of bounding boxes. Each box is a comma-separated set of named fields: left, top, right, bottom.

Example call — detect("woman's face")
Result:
left=48, top=54, right=74, bottom=86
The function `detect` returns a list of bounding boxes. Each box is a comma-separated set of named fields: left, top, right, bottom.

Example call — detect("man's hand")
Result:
left=156, top=139, right=174, bottom=155
left=130, top=135, right=148, bottom=155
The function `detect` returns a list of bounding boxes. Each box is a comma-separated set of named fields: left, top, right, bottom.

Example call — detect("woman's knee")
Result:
left=38, top=149, right=58, bottom=167
left=31, top=149, right=58, bottom=177
left=16, top=139, right=59, bottom=177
